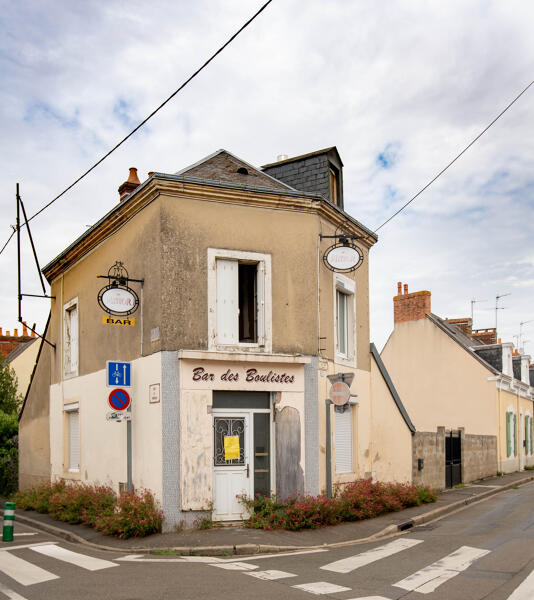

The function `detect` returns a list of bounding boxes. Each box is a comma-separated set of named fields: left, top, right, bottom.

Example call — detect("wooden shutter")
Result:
left=525, top=417, right=529, bottom=456
left=530, top=416, right=533, bottom=455
left=506, top=412, right=511, bottom=458
left=256, top=262, right=265, bottom=345
left=335, top=407, right=353, bottom=473
left=513, top=413, right=517, bottom=457
left=216, top=259, right=238, bottom=344
left=68, top=411, right=80, bottom=471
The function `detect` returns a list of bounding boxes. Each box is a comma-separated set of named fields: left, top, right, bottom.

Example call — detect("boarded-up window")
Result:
left=335, top=406, right=353, bottom=474
left=68, top=410, right=79, bottom=472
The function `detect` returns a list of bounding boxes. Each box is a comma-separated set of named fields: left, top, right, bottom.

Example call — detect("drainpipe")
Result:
left=325, top=399, right=333, bottom=498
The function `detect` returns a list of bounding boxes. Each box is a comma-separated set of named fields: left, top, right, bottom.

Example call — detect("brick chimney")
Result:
left=445, top=317, right=472, bottom=337
left=393, top=282, right=431, bottom=324
left=118, top=167, right=141, bottom=202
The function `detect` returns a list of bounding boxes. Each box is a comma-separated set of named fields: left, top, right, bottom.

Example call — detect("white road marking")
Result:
left=344, top=597, right=390, bottom=600
left=0, top=582, right=29, bottom=600
left=292, top=581, right=352, bottom=595
left=13, top=534, right=37, bottom=537
left=0, top=542, right=57, bottom=552
left=31, top=544, right=117, bottom=571
left=246, top=570, right=297, bottom=580
left=506, top=568, right=534, bottom=599
left=321, top=538, right=423, bottom=574
left=116, top=554, right=222, bottom=563
left=230, top=548, right=328, bottom=562
left=393, top=545, right=490, bottom=594
left=211, top=561, right=259, bottom=571
left=0, top=551, right=59, bottom=586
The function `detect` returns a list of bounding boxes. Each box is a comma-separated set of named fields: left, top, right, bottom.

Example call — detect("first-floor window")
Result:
left=63, top=298, right=79, bottom=378
left=209, top=249, right=271, bottom=351
left=65, top=404, right=79, bottom=472
left=506, top=410, right=516, bottom=458
left=335, top=406, right=353, bottom=474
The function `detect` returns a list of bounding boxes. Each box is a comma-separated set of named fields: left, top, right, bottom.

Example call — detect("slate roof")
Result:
left=5, top=338, right=37, bottom=362
left=426, top=313, right=500, bottom=375
left=176, top=149, right=294, bottom=191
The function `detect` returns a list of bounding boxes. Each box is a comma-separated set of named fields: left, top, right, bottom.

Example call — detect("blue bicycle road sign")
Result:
left=106, top=361, right=132, bottom=387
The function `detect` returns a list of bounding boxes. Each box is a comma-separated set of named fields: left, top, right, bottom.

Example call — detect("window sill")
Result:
left=334, top=353, right=357, bottom=368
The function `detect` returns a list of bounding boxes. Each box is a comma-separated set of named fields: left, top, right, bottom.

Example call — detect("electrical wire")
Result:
left=374, top=77, right=534, bottom=232
left=0, top=0, right=274, bottom=257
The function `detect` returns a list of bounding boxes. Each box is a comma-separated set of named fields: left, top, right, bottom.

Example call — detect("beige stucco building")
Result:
left=381, top=282, right=534, bottom=490
left=20, top=148, right=413, bottom=529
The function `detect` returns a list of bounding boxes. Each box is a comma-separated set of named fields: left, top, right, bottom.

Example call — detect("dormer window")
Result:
left=237, top=167, right=249, bottom=175
left=329, top=166, right=340, bottom=206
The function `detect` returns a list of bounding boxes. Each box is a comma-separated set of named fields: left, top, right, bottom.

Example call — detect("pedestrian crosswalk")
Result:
left=211, top=537, right=505, bottom=597
left=0, top=541, right=119, bottom=597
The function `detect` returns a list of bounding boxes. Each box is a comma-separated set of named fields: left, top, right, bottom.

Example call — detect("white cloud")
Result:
left=1, top=0, right=533, bottom=354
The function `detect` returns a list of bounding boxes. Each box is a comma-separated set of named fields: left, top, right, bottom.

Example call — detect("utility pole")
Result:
left=495, top=293, right=511, bottom=338
left=470, top=299, right=487, bottom=325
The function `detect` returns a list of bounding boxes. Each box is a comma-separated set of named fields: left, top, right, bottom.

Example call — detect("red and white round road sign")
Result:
left=330, top=381, right=350, bottom=406
left=108, top=388, right=131, bottom=412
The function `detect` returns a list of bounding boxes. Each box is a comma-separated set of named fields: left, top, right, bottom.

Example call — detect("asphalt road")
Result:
left=2, top=482, right=534, bottom=599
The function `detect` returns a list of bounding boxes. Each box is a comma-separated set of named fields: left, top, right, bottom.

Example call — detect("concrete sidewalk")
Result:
left=5, top=471, right=534, bottom=555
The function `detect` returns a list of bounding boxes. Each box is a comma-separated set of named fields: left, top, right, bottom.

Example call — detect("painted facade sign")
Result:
left=181, top=360, right=305, bottom=392
left=192, top=366, right=295, bottom=384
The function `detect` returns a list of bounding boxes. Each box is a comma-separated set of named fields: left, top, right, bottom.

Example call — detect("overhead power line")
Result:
left=0, top=0, right=274, bottom=257
left=374, top=78, right=534, bottom=232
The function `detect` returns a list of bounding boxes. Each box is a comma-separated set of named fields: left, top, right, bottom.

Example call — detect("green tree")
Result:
left=0, top=358, right=22, bottom=495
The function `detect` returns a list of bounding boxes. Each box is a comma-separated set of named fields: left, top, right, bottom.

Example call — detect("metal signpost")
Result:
left=107, top=382, right=133, bottom=493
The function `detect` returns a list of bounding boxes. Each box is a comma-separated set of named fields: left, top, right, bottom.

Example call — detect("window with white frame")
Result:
left=208, top=249, right=271, bottom=351
left=63, top=298, right=79, bottom=378
left=64, top=403, right=79, bottom=472
left=335, top=406, right=353, bottom=473
left=334, top=274, right=356, bottom=364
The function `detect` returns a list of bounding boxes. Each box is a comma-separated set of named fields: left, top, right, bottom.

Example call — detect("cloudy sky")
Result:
left=1, top=0, right=533, bottom=353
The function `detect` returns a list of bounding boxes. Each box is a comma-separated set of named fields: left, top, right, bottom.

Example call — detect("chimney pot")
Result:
left=498, top=338, right=502, bottom=344
left=397, top=282, right=402, bottom=295
left=23, top=322, right=28, bottom=336
left=403, top=284, right=408, bottom=295
left=6, top=331, right=10, bottom=337
left=14, top=328, right=18, bottom=337
left=0, top=328, right=2, bottom=336
left=148, top=171, right=154, bottom=178
left=118, top=167, right=141, bottom=201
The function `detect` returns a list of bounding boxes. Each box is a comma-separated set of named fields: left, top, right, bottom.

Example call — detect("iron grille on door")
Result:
left=214, top=417, right=245, bottom=466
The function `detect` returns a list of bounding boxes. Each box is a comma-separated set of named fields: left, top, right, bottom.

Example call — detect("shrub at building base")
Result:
left=93, top=490, right=163, bottom=539
left=12, top=483, right=162, bottom=539
left=239, top=479, right=438, bottom=531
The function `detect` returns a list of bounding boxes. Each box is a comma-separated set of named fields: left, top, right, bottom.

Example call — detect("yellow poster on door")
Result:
left=224, top=436, right=240, bottom=460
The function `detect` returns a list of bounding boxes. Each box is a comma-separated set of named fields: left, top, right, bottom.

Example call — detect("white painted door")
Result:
left=213, top=413, right=252, bottom=520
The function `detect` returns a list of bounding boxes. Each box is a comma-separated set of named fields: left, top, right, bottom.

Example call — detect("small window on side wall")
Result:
left=63, top=298, right=79, bottom=378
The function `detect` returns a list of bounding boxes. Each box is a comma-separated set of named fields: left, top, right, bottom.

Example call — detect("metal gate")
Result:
left=445, top=431, right=462, bottom=488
